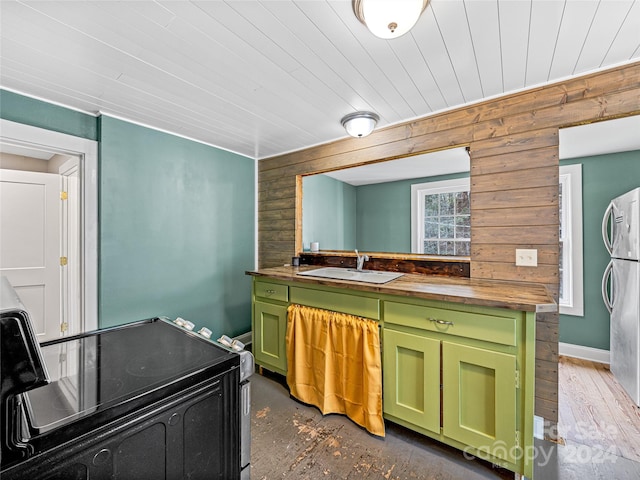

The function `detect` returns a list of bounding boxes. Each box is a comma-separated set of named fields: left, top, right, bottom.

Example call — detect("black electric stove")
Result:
left=1, top=280, right=241, bottom=479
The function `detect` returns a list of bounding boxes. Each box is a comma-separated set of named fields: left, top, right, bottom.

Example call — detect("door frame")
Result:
left=59, top=156, right=81, bottom=336
left=0, top=119, right=98, bottom=332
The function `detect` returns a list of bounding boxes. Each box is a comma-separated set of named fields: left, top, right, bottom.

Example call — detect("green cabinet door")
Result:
left=383, top=328, right=441, bottom=434
left=253, top=301, right=288, bottom=374
left=442, top=341, right=517, bottom=464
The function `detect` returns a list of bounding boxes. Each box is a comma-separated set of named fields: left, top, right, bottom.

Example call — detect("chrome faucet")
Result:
left=355, top=249, right=369, bottom=271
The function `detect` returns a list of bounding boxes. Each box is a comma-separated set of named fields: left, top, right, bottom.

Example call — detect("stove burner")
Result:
left=126, top=347, right=204, bottom=378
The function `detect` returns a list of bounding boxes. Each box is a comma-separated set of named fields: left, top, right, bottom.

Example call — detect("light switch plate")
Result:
left=516, top=248, right=538, bottom=266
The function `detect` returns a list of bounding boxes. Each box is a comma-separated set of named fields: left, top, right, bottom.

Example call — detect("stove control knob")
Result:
left=174, top=317, right=195, bottom=330
left=182, top=320, right=195, bottom=331
left=198, top=327, right=212, bottom=339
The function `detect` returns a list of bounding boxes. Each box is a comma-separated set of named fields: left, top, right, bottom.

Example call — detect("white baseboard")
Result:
left=559, top=342, right=610, bottom=364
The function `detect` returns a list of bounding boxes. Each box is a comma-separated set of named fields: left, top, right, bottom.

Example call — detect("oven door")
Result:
left=4, top=370, right=240, bottom=480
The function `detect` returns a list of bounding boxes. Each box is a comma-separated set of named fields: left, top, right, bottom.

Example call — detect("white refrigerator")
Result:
left=602, top=187, right=640, bottom=407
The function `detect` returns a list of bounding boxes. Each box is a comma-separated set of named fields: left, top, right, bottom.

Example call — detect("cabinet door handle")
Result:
left=264, top=289, right=275, bottom=295
left=430, top=318, right=454, bottom=326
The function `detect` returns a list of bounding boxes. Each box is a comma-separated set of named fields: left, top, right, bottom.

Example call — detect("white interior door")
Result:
left=0, top=168, right=62, bottom=342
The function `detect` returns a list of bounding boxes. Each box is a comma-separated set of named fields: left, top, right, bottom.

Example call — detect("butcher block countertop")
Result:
left=247, top=265, right=557, bottom=313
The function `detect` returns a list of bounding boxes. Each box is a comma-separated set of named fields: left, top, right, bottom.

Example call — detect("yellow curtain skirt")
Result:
left=285, top=304, right=385, bottom=437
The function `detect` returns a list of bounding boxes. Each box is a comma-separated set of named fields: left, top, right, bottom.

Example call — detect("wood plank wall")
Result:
left=258, top=62, right=640, bottom=424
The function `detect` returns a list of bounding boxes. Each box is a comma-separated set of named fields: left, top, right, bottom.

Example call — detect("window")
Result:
left=411, top=178, right=471, bottom=256
left=559, top=164, right=583, bottom=316
left=411, top=169, right=583, bottom=315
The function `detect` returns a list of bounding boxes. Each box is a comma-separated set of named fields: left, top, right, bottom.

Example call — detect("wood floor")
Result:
left=558, top=355, right=640, bottom=463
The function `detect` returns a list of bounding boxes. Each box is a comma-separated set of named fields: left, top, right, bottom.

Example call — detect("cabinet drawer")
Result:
left=384, top=302, right=517, bottom=346
left=255, top=281, right=288, bottom=302
left=290, top=286, right=380, bottom=320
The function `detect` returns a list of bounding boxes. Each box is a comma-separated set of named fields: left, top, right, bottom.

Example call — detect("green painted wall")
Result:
left=99, top=116, right=255, bottom=338
left=1, top=91, right=255, bottom=339
left=302, top=174, right=356, bottom=251
left=0, top=89, right=98, bottom=140
left=559, top=150, right=640, bottom=351
left=356, top=173, right=469, bottom=252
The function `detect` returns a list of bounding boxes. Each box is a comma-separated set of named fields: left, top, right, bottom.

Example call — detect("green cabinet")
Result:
left=253, top=301, right=288, bottom=374
left=442, top=342, right=518, bottom=464
left=250, top=276, right=536, bottom=478
left=383, top=299, right=534, bottom=478
left=252, top=281, right=289, bottom=375
left=382, top=329, right=440, bottom=434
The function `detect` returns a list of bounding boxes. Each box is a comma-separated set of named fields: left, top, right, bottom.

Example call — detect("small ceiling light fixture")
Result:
left=341, top=111, right=380, bottom=138
left=353, top=0, right=430, bottom=39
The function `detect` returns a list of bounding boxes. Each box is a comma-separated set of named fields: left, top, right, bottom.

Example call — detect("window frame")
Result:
left=559, top=164, right=583, bottom=316
left=411, top=177, right=471, bottom=255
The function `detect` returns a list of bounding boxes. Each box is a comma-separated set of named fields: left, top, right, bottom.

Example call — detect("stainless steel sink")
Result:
left=297, top=267, right=403, bottom=284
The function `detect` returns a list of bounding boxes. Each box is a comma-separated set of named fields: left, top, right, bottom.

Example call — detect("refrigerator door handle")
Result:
left=602, top=260, right=614, bottom=314
left=602, top=202, right=614, bottom=255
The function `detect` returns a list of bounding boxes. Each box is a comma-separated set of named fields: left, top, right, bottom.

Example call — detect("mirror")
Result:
left=302, top=147, right=470, bottom=255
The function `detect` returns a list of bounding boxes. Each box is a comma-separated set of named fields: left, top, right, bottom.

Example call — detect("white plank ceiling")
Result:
left=1, top=0, right=639, bottom=160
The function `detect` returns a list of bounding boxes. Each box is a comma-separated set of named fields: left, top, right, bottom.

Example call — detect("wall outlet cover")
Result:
left=516, top=248, right=538, bottom=266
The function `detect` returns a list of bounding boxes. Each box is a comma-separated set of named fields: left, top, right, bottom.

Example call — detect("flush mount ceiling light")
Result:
left=341, top=111, right=380, bottom=138
left=353, top=0, right=430, bottom=39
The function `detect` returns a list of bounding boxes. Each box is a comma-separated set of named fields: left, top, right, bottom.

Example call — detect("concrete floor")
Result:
left=249, top=371, right=640, bottom=480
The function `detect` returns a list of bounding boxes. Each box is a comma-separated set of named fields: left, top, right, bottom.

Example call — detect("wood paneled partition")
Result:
left=258, top=62, right=640, bottom=425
